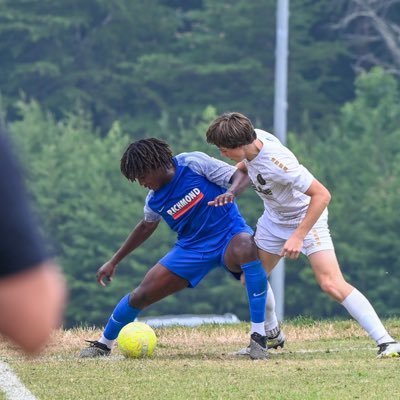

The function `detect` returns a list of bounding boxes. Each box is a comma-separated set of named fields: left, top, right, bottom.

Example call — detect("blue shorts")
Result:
left=159, top=223, right=253, bottom=288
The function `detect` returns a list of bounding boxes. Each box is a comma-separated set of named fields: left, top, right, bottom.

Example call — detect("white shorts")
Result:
left=254, top=212, right=334, bottom=257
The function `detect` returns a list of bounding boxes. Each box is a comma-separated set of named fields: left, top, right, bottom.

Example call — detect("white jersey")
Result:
left=244, top=129, right=322, bottom=228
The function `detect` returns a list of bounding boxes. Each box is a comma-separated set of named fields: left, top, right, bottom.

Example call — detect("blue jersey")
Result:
left=143, top=152, right=250, bottom=251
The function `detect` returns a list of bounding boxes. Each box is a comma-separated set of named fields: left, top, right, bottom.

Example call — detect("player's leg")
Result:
left=257, top=249, right=282, bottom=327
left=257, top=248, right=281, bottom=275
left=255, top=224, right=287, bottom=349
left=309, top=249, right=400, bottom=357
left=102, top=263, right=188, bottom=343
left=224, top=232, right=267, bottom=334
left=224, top=232, right=268, bottom=359
left=80, top=263, right=188, bottom=357
left=237, top=219, right=286, bottom=352
left=234, top=247, right=285, bottom=355
left=255, top=249, right=286, bottom=349
left=308, top=249, right=352, bottom=301
left=242, top=267, right=281, bottom=332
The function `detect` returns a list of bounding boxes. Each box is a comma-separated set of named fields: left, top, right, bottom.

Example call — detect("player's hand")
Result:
left=280, top=235, right=303, bottom=259
left=96, top=261, right=118, bottom=287
left=207, top=191, right=235, bottom=207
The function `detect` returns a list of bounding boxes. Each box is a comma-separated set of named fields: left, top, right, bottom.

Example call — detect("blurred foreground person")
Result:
left=0, top=128, right=67, bottom=355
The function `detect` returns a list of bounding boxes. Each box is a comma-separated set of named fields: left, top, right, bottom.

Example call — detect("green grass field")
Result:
left=1, top=318, right=399, bottom=400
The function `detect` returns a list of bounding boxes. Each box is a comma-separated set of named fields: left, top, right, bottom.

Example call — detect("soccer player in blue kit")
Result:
left=80, top=138, right=269, bottom=359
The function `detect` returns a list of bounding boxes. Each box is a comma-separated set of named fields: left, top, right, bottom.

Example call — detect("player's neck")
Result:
left=164, top=166, right=176, bottom=183
left=157, top=166, right=176, bottom=189
left=245, top=139, right=263, bottom=161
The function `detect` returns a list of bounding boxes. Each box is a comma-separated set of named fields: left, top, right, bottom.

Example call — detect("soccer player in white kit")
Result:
left=206, top=112, right=400, bottom=358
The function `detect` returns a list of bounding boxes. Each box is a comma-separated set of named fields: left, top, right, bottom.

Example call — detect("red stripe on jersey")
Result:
left=172, top=192, right=204, bottom=220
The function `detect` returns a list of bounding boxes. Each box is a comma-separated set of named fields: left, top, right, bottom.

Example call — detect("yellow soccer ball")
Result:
left=117, top=322, right=157, bottom=358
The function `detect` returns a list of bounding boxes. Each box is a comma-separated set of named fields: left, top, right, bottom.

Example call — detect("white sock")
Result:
left=99, top=336, right=115, bottom=349
left=265, top=281, right=279, bottom=331
left=341, top=288, right=394, bottom=345
left=251, top=322, right=266, bottom=336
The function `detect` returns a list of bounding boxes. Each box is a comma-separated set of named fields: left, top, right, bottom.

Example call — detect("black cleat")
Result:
left=249, top=332, right=269, bottom=360
left=79, top=340, right=111, bottom=358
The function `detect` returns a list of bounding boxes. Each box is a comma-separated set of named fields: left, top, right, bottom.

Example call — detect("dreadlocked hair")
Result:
left=120, top=138, right=173, bottom=181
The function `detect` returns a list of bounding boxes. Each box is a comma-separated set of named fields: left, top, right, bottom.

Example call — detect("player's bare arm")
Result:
left=281, top=179, right=331, bottom=259
left=235, top=161, right=248, bottom=172
left=97, top=219, right=160, bottom=286
left=207, top=169, right=251, bottom=206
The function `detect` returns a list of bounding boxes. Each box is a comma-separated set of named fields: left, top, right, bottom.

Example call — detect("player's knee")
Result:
left=231, top=237, right=258, bottom=264
left=319, top=278, right=340, bottom=298
left=129, top=288, right=151, bottom=309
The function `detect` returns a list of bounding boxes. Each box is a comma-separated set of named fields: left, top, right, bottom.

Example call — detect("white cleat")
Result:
left=377, top=341, right=400, bottom=358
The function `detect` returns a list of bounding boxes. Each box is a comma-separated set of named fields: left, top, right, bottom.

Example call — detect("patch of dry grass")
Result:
left=2, top=318, right=399, bottom=359
left=1, top=319, right=400, bottom=400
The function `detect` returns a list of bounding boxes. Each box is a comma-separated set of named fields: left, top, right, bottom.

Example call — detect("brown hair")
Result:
left=206, top=112, right=256, bottom=148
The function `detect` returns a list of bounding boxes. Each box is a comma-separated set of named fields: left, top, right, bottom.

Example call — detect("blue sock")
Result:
left=241, top=260, right=267, bottom=323
left=103, top=294, right=141, bottom=340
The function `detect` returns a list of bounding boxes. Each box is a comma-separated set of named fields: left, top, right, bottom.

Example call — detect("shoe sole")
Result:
left=79, top=350, right=111, bottom=358
left=234, top=349, right=250, bottom=356
left=377, top=352, right=400, bottom=359
left=250, top=353, right=269, bottom=360
left=234, top=341, right=285, bottom=356
left=249, top=343, right=269, bottom=360
left=268, top=341, right=285, bottom=350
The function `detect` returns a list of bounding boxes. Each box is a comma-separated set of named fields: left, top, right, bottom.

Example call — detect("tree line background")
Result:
left=1, top=0, right=399, bottom=328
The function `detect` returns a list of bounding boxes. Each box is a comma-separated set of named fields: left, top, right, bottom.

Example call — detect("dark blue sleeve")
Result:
left=0, top=131, right=49, bottom=277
